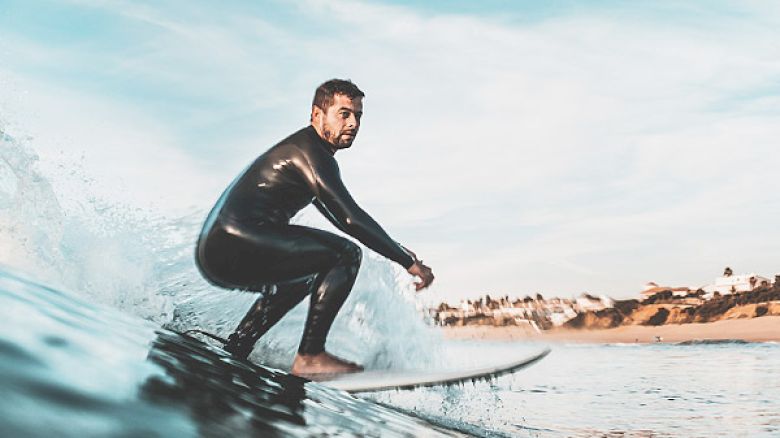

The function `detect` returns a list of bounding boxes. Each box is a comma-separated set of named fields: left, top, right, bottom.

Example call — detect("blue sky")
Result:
left=1, top=0, right=779, bottom=301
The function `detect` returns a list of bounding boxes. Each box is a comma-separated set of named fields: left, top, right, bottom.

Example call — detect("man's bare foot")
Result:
left=291, top=351, right=363, bottom=379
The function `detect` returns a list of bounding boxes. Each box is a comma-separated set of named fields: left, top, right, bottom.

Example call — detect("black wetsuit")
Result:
left=196, top=126, right=413, bottom=358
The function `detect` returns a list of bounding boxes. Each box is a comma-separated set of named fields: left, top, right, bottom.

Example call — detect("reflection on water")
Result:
left=142, top=330, right=465, bottom=436
left=141, top=330, right=309, bottom=436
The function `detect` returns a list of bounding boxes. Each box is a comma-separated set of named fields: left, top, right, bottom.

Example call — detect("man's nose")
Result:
left=347, top=114, right=358, bottom=128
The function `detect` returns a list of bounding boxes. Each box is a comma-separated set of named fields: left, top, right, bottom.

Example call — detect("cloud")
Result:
left=2, top=0, right=779, bottom=300
left=0, top=68, right=222, bottom=213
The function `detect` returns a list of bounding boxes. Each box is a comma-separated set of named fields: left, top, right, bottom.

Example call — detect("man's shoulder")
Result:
left=256, top=127, right=309, bottom=157
left=273, top=126, right=312, bottom=146
left=255, top=127, right=334, bottom=174
left=281, top=125, right=310, bottom=141
left=276, top=127, right=334, bottom=161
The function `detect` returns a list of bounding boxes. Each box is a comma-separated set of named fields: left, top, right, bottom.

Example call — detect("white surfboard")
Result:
left=320, top=348, right=551, bottom=393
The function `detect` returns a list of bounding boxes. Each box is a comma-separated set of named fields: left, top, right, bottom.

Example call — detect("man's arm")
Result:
left=304, top=152, right=414, bottom=269
left=313, top=198, right=349, bottom=234
left=315, top=198, right=433, bottom=289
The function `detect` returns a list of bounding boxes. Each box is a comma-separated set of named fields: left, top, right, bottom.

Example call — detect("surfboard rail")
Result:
left=320, top=347, right=551, bottom=393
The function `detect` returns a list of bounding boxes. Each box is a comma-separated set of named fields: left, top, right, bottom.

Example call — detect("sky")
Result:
left=1, top=0, right=779, bottom=301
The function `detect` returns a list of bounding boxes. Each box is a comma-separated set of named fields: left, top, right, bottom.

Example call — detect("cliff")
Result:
left=564, top=285, right=780, bottom=330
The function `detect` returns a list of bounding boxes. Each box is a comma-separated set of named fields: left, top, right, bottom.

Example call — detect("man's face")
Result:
left=314, top=94, right=363, bottom=150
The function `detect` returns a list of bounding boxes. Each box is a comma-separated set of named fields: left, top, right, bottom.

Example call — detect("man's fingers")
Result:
left=409, top=262, right=434, bottom=291
left=414, top=274, right=434, bottom=291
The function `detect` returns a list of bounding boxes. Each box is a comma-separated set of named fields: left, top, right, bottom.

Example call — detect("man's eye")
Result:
left=341, top=112, right=349, bottom=118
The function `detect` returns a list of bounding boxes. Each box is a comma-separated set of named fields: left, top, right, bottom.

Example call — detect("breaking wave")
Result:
left=0, top=122, right=442, bottom=371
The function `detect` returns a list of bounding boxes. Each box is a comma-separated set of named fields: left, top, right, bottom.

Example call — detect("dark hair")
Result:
left=312, top=79, right=364, bottom=112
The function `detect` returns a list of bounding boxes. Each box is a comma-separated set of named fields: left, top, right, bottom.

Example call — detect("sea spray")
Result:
left=1, top=124, right=443, bottom=371
left=248, top=251, right=443, bottom=370
left=0, top=127, right=66, bottom=280
left=0, top=125, right=175, bottom=321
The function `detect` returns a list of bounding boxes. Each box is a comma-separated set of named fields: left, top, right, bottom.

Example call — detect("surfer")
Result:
left=195, top=79, right=434, bottom=376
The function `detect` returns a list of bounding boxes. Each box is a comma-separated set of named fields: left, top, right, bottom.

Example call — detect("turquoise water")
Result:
left=3, top=266, right=778, bottom=437
left=0, top=268, right=465, bottom=437
left=373, top=341, right=780, bottom=437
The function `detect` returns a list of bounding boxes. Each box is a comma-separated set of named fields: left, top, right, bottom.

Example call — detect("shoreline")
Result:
left=442, top=316, right=780, bottom=344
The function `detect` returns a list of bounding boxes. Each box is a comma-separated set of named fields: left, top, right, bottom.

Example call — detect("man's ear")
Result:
left=311, top=105, right=322, bottom=123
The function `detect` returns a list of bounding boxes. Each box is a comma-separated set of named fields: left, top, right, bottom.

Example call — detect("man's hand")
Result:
left=407, top=260, right=434, bottom=291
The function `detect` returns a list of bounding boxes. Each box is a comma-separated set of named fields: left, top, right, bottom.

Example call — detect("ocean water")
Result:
left=0, top=267, right=464, bottom=437
left=2, top=266, right=779, bottom=438
left=372, top=341, right=780, bottom=437
left=3, top=125, right=780, bottom=437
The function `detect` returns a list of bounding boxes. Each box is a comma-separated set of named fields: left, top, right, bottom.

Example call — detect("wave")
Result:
left=675, top=339, right=750, bottom=346
left=0, top=123, right=442, bottom=372
left=0, top=266, right=455, bottom=437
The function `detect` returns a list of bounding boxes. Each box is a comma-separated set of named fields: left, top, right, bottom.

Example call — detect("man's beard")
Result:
left=323, top=127, right=354, bottom=148
left=337, top=136, right=354, bottom=148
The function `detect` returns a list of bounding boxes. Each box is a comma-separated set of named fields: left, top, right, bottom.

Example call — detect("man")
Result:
left=195, top=79, right=434, bottom=377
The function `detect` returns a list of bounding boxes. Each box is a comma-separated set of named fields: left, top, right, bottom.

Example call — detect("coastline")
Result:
left=442, top=316, right=780, bottom=344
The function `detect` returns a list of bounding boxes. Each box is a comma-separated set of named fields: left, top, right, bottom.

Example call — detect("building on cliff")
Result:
left=701, top=272, right=771, bottom=298
left=429, top=293, right=612, bottom=329
left=575, top=293, right=613, bottom=311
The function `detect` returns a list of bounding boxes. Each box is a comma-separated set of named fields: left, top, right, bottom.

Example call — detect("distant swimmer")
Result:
left=195, top=79, right=434, bottom=377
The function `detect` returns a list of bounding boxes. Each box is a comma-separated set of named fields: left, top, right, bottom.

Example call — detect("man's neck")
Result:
left=310, top=123, right=338, bottom=155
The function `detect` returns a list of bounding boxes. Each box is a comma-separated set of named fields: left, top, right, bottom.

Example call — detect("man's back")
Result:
left=201, top=125, right=414, bottom=269
left=209, top=126, right=334, bottom=227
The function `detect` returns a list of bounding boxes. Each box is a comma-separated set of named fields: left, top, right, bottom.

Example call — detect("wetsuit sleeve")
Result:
left=313, top=199, right=349, bottom=234
left=305, top=154, right=415, bottom=269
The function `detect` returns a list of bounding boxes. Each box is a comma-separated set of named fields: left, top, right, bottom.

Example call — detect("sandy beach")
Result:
left=443, top=316, right=780, bottom=343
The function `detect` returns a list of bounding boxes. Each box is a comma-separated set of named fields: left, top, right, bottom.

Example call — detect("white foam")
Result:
left=0, top=124, right=443, bottom=371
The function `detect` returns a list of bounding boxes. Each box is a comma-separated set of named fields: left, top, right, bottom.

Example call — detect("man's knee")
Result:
left=340, top=240, right=362, bottom=267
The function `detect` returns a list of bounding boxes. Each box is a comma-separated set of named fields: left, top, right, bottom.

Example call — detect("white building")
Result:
left=548, top=307, right=578, bottom=326
left=574, top=293, right=613, bottom=311
left=701, top=273, right=771, bottom=298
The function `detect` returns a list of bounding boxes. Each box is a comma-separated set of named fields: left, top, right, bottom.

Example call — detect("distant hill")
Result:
left=564, top=285, right=780, bottom=330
